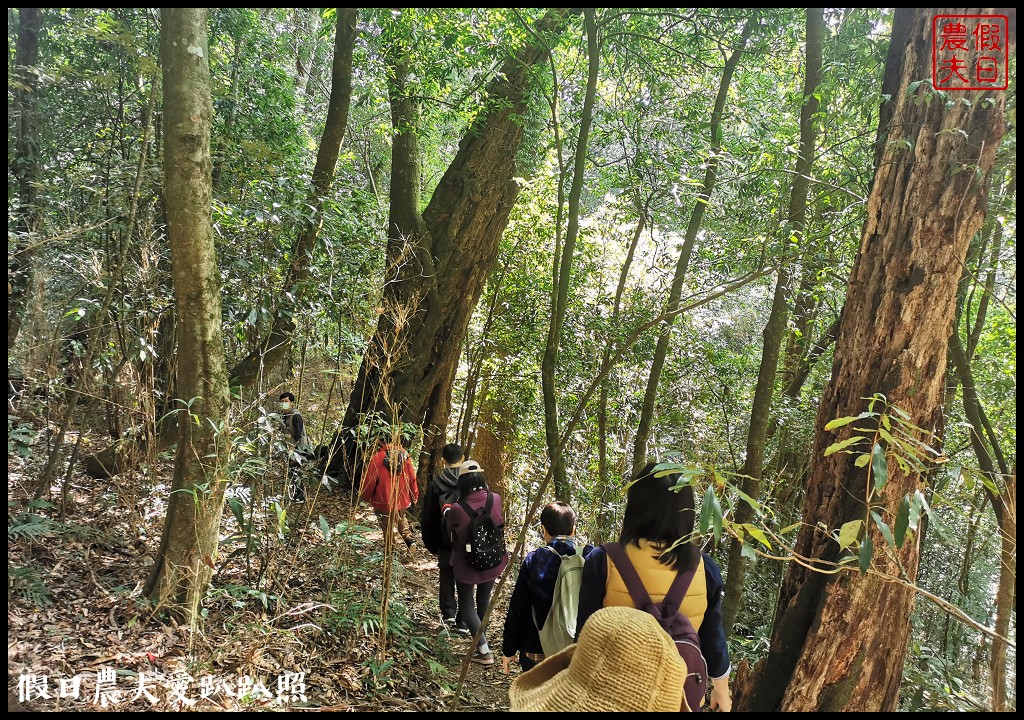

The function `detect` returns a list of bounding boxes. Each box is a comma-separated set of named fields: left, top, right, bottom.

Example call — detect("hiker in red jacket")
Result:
left=360, top=435, right=419, bottom=550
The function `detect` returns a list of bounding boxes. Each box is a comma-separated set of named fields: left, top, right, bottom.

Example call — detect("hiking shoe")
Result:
left=471, top=650, right=495, bottom=666
left=443, top=617, right=471, bottom=635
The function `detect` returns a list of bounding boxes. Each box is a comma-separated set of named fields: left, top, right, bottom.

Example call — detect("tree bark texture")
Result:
left=741, top=7, right=1012, bottom=712
left=330, top=9, right=571, bottom=490
left=144, top=8, right=231, bottom=622
left=9, top=8, right=43, bottom=352
left=721, top=7, right=823, bottom=636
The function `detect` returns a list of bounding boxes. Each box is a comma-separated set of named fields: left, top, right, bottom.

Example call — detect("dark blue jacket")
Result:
left=501, top=537, right=595, bottom=659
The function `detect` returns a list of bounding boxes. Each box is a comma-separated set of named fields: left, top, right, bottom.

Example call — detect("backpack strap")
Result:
left=604, top=542, right=654, bottom=609
left=604, top=542, right=696, bottom=617
left=457, top=491, right=493, bottom=521
left=662, top=564, right=697, bottom=616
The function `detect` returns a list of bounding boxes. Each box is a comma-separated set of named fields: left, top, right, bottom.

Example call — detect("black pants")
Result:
left=438, top=549, right=459, bottom=622
left=288, top=451, right=310, bottom=502
left=456, top=578, right=494, bottom=649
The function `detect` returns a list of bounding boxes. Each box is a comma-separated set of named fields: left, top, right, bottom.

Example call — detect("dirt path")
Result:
left=8, top=452, right=522, bottom=712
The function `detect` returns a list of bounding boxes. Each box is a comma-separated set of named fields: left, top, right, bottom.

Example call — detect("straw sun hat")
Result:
left=509, top=605, right=689, bottom=712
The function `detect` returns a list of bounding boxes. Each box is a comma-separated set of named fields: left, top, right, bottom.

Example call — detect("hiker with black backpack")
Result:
left=501, top=501, right=594, bottom=674
left=442, top=460, right=509, bottom=665
left=420, top=442, right=470, bottom=634
left=575, top=462, right=732, bottom=712
left=360, top=433, right=420, bottom=551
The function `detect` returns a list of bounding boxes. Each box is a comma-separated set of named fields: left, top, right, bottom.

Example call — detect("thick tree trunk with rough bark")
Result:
left=740, top=7, right=1012, bottom=712
left=9, top=8, right=43, bottom=352
left=143, top=8, right=231, bottom=623
left=721, top=7, right=823, bottom=636
left=325, top=9, right=570, bottom=490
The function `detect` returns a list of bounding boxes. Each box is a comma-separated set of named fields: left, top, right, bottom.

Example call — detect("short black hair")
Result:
left=442, top=443, right=464, bottom=464
left=279, top=392, right=296, bottom=402
left=540, top=501, right=576, bottom=537
left=619, top=462, right=700, bottom=572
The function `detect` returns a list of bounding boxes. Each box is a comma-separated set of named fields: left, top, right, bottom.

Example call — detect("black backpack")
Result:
left=457, top=492, right=506, bottom=571
left=604, top=542, right=708, bottom=712
left=382, top=448, right=409, bottom=474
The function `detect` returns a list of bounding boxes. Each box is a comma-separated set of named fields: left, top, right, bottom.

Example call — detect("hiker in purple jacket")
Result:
left=443, top=459, right=509, bottom=665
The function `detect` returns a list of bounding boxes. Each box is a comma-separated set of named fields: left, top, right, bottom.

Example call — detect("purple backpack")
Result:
left=604, top=542, right=708, bottom=712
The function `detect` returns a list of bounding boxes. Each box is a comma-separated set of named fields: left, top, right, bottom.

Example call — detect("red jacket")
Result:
left=360, top=445, right=419, bottom=513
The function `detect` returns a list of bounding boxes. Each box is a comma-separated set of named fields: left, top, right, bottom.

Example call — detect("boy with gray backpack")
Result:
left=501, top=501, right=594, bottom=673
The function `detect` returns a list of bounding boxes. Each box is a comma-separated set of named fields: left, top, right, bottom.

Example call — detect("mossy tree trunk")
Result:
left=143, top=8, right=231, bottom=624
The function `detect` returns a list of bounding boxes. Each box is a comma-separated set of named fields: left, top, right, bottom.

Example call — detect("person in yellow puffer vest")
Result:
left=575, top=461, right=733, bottom=712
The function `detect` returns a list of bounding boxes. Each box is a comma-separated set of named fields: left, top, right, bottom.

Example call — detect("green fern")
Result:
left=9, top=565, right=52, bottom=607
left=7, top=513, right=57, bottom=539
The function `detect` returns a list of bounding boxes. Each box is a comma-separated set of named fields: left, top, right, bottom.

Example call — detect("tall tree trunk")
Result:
left=721, top=7, right=823, bottom=636
left=630, top=18, right=752, bottom=473
left=989, top=470, right=1014, bottom=712
left=540, top=7, right=599, bottom=502
left=740, top=7, right=1012, bottom=712
left=228, top=8, right=357, bottom=388
left=330, top=9, right=571, bottom=490
left=9, top=8, right=43, bottom=352
left=143, top=8, right=231, bottom=624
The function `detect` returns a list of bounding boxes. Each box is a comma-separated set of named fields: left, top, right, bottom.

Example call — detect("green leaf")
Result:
left=872, top=443, right=888, bottom=492
left=871, top=511, right=895, bottom=549
left=734, top=487, right=762, bottom=515
left=780, top=522, right=801, bottom=535
left=895, top=495, right=911, bottom=547
left=824, top=415, right=860, bottom=431
left=908, top=490, right=924, bottom=530
left=740, top=542, right=757, bottom=562
left=825, top=411, right=876, bottom=432
left=855, top=453, right=871, bottom=468
left=838, top=519, right=863, bottom=549
left=226, top=496, right=245, bottom=526
left=700, top=485, right=723, bottom=542
left=825, top=435, right=867, bottom=456
left=742, top=523, right=771, bottom=549
left=319, top=515, right=331, bottom=542
left=858, top=533, right=874, bottom=575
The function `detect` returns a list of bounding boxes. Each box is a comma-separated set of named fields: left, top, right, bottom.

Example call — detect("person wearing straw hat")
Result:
left=509, top=605, right=690, bottom=712
left=575, top=461, right=733, bottom=711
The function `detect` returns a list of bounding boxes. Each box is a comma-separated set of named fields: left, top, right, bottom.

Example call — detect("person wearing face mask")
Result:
left=279, top=391, right=311, bottom=504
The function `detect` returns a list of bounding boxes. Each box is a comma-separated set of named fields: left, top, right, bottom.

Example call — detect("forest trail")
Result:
left=7, top=447, right=520, bottom=712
